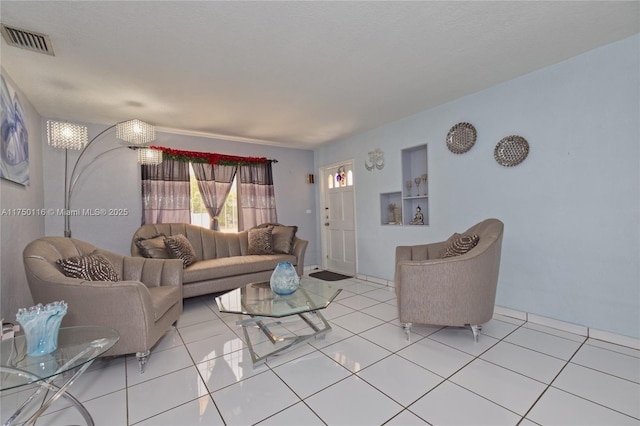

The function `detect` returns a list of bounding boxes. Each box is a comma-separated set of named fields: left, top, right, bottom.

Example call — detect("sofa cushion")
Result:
left=134, top=234, right=169, bottom=259
left=164, top=234, right=198, bottom=267
left=441, top=233, right=480, bottom=258
left=248, top=226, right=274, bottom=255
left=271, top=225, right=298, bottom=254
left=57, top=250, right=120, bottom=281
left=183, top=254, right=296, bottom=283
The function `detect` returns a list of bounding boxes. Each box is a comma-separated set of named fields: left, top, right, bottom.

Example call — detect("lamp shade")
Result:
left=116, top=119, right=156, bottom=145
left=137, top=148, right=163, bottom=165
left=46, top=121, right=88, bottom=150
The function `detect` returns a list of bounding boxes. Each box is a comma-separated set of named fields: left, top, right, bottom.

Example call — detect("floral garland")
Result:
left=150, top=146, right=269, bottom=165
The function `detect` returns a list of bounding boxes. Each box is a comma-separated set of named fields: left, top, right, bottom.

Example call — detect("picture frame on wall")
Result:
left=0, top=74, right=29, bottom=186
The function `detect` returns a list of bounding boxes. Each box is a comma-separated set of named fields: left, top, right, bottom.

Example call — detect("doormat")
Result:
left=309, top=270, right=352, bottom=281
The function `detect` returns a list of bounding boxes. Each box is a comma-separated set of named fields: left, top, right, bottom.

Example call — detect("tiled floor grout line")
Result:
left=256, top=285, right=408, bottom=424
left=153, top=289, right=407, bottom=425
left=267, top=348, right=345, bottom=425
left=257, top=287, right=394, bottom=423
left=516, top=332, right=588, bottom=424
left=541, top=336, right=640, bottom=422
left=327, top=298, right=530, bottom=424
left=209, top=292, right=365, bottom=424
left=337, top=285, right=536, bottom=423
left=143, top=294, right=632, bottom=426
left=7, top=279, right=638, bottom=425
left=411, top=320, right=531, bottom=423
left=174, top=321, right=230, bottom=426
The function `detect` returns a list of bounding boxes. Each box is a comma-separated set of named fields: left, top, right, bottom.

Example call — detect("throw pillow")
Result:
left=441, top=233, right=480, bottom=258
left=134, top=234, right=169, bottom=258
left=248, top=226, right=274, bottom=255
left=271, top=225, right=298, bottom=254
left=57, top=250, right=119, bottom=281
left=164, top=234, right=198, bottom=267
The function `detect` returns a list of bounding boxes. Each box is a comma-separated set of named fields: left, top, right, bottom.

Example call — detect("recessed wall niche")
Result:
left=380, top=144, right=428, bottom=226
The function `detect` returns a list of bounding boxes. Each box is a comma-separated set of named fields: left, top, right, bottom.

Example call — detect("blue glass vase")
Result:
left=16, top=301, right=68, bottom=356
left=270, top=261, right=300, bottom=295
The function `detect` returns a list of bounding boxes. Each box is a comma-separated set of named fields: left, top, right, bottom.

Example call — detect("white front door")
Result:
left=321, top=163, right=356, bottom=276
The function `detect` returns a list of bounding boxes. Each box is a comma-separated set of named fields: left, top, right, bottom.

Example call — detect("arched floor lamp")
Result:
left=46, top=119, right=162, bottom=237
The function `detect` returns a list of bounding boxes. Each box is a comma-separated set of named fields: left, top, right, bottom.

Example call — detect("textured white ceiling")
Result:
left=1, top=1, right=638, bottom=148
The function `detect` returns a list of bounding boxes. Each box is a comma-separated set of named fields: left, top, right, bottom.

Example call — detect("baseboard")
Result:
left=495, top=305, right=640, bottom=350
left=304, top=265, right=320, bottom=273
left=356, top=273, right=394, bottom=287
left=589, top=328, right=640, bottom=350
left=493, top=305, right=527, bottom=321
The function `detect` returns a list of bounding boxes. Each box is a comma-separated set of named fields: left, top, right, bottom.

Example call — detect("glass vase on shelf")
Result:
left=421, top=174, right=428, bottom=195
left=405, top=180, right=412, bottom=198
left=414, top=177, right=421, bottom=197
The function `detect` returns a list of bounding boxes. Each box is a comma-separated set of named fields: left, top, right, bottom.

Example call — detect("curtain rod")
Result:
left=149, top=146, right=277, bottom=165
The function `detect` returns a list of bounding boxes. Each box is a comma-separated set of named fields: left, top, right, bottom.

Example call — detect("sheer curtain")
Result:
left=141, top=158, right=191, bottom=224
left=191, top=162, right=237, bottom=230
left=237, top=162, right=277, bottom=230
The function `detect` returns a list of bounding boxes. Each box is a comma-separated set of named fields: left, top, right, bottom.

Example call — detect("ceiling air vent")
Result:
left=1, top=24, right=54, bottom=56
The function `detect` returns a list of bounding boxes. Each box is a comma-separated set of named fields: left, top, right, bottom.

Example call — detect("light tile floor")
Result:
left=2, top=277, right=639, bottom=425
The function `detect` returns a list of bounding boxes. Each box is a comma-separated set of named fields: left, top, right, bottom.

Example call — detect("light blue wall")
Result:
left=43, top=129, right=317, bottom=264
left=315, top=35, right=640, bottom=338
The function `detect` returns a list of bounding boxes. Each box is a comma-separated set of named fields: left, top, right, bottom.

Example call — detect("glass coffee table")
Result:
left=216, top=276, right=341, bottom=365
left=1, top=325, right=119, bottom=426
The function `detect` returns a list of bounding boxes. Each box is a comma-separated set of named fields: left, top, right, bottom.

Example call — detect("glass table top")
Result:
left=0, top=326, right=119, bottom=391
left=216, top=276, right=342, bottom=318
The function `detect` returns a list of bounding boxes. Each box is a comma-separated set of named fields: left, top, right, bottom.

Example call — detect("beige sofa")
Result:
left=394, top=218, right=504, bottom=341
left=23, top=237, right=183, bottom=372
left=131, top=223, right=308, bottom=298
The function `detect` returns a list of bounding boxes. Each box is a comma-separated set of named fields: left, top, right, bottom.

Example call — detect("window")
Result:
left=327, top=165, right=353, bottom=190
left=189, top=164, right=208, bottom=228
left=189, top=164, right=238, bottom=232
left=218, top=179, right=238, bottom=232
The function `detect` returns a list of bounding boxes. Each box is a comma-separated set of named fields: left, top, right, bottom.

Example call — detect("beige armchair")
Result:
left=23, top=237, right=183, bottom=372
left=394, top=218, right=504, bottom=341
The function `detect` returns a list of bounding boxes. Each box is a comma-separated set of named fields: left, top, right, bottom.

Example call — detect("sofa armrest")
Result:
left=292, top=237, right=308, bottom=276
left=98, top=249, right=182, bottom=289
left=27, top=279, right=158, bottom=330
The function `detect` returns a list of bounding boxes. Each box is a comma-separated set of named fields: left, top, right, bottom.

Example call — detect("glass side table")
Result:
left=216, top=276, right=341, bottom=365
left=1, top=325, right=119, bottom=426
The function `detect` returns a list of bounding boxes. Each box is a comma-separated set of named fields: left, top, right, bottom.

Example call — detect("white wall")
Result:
left=315, top=35, right=640, bottom=339
left=1, top=69, right=44, bottom=318
left=43, top=128, right=318, bottom=264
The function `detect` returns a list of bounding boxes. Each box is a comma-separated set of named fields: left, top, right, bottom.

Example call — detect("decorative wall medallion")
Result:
left=446, top=122, right=477, bottom=154
left=365, top=148, right=385, bottom=171
left=494, top=135, right=529, bottom=167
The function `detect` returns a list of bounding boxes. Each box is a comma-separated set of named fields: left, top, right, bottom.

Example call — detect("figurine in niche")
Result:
left=410, top=205, right=424, bottom=225
left=387, top=203, right=397, bottom=224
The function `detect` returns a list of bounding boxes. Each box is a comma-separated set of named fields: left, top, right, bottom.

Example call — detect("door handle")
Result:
left=324, top=222, right=330, bottom=226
